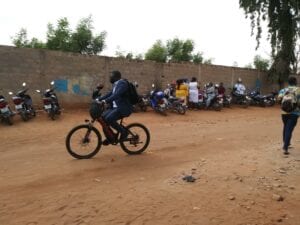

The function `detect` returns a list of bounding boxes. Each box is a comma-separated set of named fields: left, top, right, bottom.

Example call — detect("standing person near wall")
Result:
left=176, top=79, right=189, bottom=106
left=278, top=76, right=300, bottom=155
left=217, top=82, right=226, bottom=95
left=233, top=78, right=246, bottom=95
left=188, top=77, right=199, bottom=108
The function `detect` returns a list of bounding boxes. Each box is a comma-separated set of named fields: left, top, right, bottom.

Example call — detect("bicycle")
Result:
left=65, top=102, right=150, bottom=159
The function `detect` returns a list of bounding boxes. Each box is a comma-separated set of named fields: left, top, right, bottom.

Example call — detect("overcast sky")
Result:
left=0, top=0, right=271, bottom=67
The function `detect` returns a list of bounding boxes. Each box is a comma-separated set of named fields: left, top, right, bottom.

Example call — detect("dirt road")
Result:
left=0, top=107, right=299, bottom=225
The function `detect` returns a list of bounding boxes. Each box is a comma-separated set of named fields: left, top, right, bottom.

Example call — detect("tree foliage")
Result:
left=145, top=40, right=168, bottom=63
left=253, top=55, right=270, bottom=71
left=239, top=0, right=300, bottom=85
left=292, top=43, right=300, bottom=74
left=12, top=28, right=45, bottom=49
left=145, top=38, right=211, bottom=64
left=203, top=58, right=214, bottom=65
left=166, top=38, right=194, bottom=62
left=46, top=17, right=71, bottom=51
left=12, top=16, right=106, bottom=55
left=192, top=52, right=204, bottom=64
left=70, top=16, right=106, bottom=54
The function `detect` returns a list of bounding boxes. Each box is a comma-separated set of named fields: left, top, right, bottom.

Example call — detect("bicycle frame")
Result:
left=86, top=117, right=131, bottom=145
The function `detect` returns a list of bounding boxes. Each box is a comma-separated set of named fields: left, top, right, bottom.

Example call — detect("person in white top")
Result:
left=189, top=77, right=199, bottom=108
left=234, top=78, right=246, bottom=95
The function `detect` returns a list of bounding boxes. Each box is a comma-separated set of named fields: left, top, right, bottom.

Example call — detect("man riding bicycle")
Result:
left=97, top=71, right=133, bottom=145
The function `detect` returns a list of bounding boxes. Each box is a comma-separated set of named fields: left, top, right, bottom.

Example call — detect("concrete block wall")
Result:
left=0, top=45, right=276, bottom=108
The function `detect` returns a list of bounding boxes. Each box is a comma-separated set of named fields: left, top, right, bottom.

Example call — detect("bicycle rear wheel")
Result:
left=66, top=124, right=102, bottom=159
left=120, top=123, right=150, bottom=155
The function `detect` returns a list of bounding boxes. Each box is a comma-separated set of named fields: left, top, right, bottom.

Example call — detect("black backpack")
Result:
left=281, top=87, right=298, bottom=113
left=125, top=80, right=139, bottom=105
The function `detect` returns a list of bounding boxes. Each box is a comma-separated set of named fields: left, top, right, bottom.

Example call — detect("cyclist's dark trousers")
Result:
left=102, top=108, right=126, bottom=134
left=282, top=114, right=298, bottom=150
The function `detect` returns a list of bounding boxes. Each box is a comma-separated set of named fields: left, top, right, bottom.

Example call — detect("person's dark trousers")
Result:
left=102, top=108, right=126, bottom=135
left=282, top=114, right=298, bottom=151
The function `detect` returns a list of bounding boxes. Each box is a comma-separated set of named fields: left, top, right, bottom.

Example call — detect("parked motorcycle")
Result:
left=132, top=82, right=149, bottom=112
left=164, top=86, right=186, bottom=115
left=149, top=84, right=168, bottom=115
left=197, top=90, right=222, bottom=111
left=133, top=94, right=149, bottom=112
left=222, top=94, right=232, bottom=108
left=9, top=82, right=36, bottom=121
left=231, top=90, right=251, bottom=108
left=0, top=94, right=14, bottom=125
left=264, top=91, right=277, bottom=106
left=36, top=81, right=61, bottom=120
left=248, top=89, right=269, bottom=107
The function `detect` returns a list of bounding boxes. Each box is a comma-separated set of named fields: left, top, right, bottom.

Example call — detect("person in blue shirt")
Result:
left=98, top=71, right=133, bottom=145
left=278, top=76, right=300, bottom=155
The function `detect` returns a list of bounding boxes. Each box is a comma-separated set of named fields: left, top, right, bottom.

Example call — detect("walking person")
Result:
left=278, top=76, right=300, bottom=155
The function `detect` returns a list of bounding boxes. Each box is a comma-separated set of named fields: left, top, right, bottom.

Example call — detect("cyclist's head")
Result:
left=288, top=76, right=297, bottom=86
left=237, top=78, right=242, bottom=83
left=110, top=71, right=122, bottom=84
left=191, top=77, right=197, bottom=82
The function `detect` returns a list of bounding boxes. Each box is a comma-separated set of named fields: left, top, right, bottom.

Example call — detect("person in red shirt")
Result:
left=217, top=82, right=226, bottom=95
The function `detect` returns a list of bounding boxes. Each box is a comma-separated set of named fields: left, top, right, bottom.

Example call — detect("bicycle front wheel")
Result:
left=66, top=124, right=102, bottom=159
left=120, top=123, right=150, bottom=155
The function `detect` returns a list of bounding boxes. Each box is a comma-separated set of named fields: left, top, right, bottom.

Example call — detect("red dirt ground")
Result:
left=0, top=106, right=299, bottom=225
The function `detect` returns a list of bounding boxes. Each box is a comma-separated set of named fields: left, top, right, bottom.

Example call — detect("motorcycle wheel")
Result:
left=225, top=102, right=231, bottom=108
left=6, top=117, right=13, bottom=125
left=66, top=124, right=102, bottom=159
left=155, top=107, right=167, bottom=116
left=120, top=123, right=150, bottom=155
left=268, top=100, right=275, bottom=106
left=21, top=112, right=29, bottom=121
left=177, top=105, right=186, bottom=115
left=31, top=107, right=36, bottom=117
left=213, top=103, right=222, bottom=111
left=242, top=100, right=250, bottom=108
left=140, top=105, right=147, bottom=112
left=49, top=110, right=56, bottom=120
left=197, top=103, right=205, bottom=110
left=259, top=101, right=267, bottom=107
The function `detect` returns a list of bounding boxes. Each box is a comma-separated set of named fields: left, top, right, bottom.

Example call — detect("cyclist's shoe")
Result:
left=102, top=139, right=110, bottom=146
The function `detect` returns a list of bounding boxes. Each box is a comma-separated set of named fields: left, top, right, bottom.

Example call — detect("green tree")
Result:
left=192, top=52, right=204, bottom=64
left=70, top=16, right=106, bottom=54
left=244, top=63, right=253, bottom=69
left=12, top=16, right=106, bottom=55
left=12, top=28, right=46, bottom=48
left=12, top=28, right=29, bottom=47
left=203, top=58, right=214, bottom=65
left=46, top=17, right=71, bottom=51
left=145, top=40, right=167, bottom=63
left=239, top=0, right=300, bottom=86
left=166, top=38, right=194, bottom=62
left=253, top=55, right=270, bottom=71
